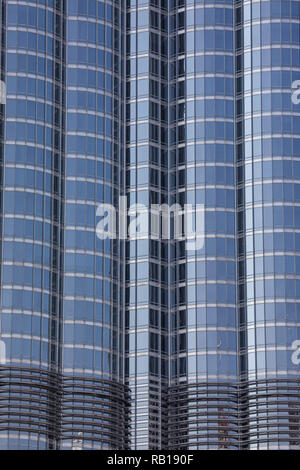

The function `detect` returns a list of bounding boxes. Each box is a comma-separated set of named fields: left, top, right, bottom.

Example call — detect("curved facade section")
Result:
left=63, top=0, right=123, bottom=379
left=184, top=0, right=237, bottom=383
left=242, top=378, right=300, bottom=448
left=238, top=0, right=300, bottom=449
left=0, top=366, right=61, bottom=449
left=0, top=0, right=65, bottom=449
left=167, top=382, right=239, bottom=449
left=0, top=0, right=129, bottom=450
left=0, top=366, right=130, bottom=450
left=170, top=0, right=238, bottom=450
left=61, top=0, right=126, bottom=450
left=61, top=376, right=130, bottom=450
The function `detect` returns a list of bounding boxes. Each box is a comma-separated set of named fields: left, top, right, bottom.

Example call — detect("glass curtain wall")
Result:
left=0, top=0, right=129, bottom=450
left=0, top=0, right=299, bottom=452
left=168, top=0, right=238, bottom=450
left=238, top=0, right=300, bottom=449
left=125, top=0, right=169, bottom=450
left=0, top=0, right=65, bottom=450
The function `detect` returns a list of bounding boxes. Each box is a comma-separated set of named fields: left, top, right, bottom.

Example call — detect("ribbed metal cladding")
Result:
left=241, top=378, right=300, bottom=449
left=61, top=376, right=131, bottom=450
left=167, top=379, right=300, bottom=449
left=0, top=366, right=61, bottom=447
left=0, top=366, right=130, bottom=449
left=167, top=382, right=240, bottom=449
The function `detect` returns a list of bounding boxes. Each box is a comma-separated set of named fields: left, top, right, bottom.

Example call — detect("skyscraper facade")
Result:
left=0, top=0, right=299, bottom=451
left=0, top=0, right=129, bottom=450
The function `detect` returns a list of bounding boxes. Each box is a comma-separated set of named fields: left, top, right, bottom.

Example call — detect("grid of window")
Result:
left=0, top=0, right=65, bottom=449
left=61, top=0, right=126, bottom=449
left=236, top=0, right=300, bottom=449
left=0, top=0, right=299, bottom=451
left=125, top=0, right=169, bottom=450
left=0, top=0, right=129, bottom=451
